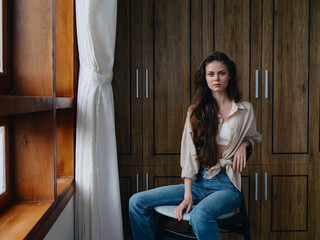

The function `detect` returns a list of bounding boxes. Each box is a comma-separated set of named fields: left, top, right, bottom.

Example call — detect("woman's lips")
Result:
left=213, top=84, right=221, bottom=87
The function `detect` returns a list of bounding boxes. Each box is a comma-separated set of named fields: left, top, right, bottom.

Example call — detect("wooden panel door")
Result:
left=261, top=0, right=311, bottom=164
left=142, top=0, right=197, bottom=166
left=214, top=0, right=262, bottom=165
left=119, top=166, right=142, bottom=240
left=113, top=0, right=143, bottom=166
left=261, top=165, right=313, bottom=240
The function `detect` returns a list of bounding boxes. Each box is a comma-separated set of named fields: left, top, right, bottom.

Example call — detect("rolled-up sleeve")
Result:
left=243, top=103, right=262, bottom=147
left=180, top=110, right=200, bottom=181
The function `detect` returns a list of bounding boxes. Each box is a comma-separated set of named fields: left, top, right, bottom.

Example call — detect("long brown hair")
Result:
left=190, top=51, right=241, bottom=168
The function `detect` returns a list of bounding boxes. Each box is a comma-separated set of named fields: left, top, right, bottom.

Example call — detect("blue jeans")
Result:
left=129, top=168, right=242, bottom=240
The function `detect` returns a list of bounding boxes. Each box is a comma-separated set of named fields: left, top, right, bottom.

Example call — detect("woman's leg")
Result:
left=129, top=184, right=185, bottom=240
left=189, top=189, right=241, bottom=240
left=189, top=170, right=242, bottom=240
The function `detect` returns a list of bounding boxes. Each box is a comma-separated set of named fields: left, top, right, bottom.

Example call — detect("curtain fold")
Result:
left=75, top=0, right=123, bottom=239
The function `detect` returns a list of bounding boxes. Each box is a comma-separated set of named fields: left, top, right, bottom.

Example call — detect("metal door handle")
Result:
left=146, top=173, right=149, bottom=190
left=265, top=70, right=269, bottom=99
left=136, top=69, right=139, bottom=98
left=264, top=172, right=268, bottom=200
left=255, top=172, right=258, bottom=201
left=255, top=70, right=259, bottom=99
left=136, top=174, right=139, bottom=193
left=145, top=69, right=149, bottom=99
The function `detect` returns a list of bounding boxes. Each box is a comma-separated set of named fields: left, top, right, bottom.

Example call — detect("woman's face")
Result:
left=205, top=61, right=230, bottom=95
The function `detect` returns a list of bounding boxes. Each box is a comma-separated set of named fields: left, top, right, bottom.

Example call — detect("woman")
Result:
left=129, top=51, right=262, bottom=240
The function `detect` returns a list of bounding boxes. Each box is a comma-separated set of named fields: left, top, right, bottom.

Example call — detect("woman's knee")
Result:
left=129, top=191, right=155, bottom=214
left=129, top=192, right=144, bottom=212
left=189, top=205, right=219, bottom=226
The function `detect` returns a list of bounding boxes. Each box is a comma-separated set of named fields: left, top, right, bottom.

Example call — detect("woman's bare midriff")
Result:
left=217, top=144, right=227, bottom=158
left=202, top=144, right=227, bottom=169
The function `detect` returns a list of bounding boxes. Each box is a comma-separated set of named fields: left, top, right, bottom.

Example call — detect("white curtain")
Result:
left=75, top=0, right=123, bottom=239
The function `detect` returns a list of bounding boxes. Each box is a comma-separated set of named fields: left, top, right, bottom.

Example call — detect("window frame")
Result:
left=0, top=118, right=12, bottom=211
left=0, top=0, right=77, bottom=237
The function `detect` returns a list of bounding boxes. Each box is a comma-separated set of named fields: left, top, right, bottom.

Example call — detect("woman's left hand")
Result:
left=233, top=141, right=249, bottom=173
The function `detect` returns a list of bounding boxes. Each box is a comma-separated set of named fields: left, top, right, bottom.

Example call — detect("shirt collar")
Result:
left=218, top=101, right=245, bottom=120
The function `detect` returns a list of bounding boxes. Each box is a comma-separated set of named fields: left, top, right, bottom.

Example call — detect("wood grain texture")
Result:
left=153, top=0, right=190, bottom=154
left=56, top=109, right=74, bottom=177
left=25, top=180, right=75, bottom=240
left=0, top=95, right=53, bottom=115
left=55, top=0, right=74, bottom=97
left=272, top=0, right=309, bottom=153
left=0, top=202, right=52, bottom=240
left=261, top=165, right=313, bottom=240
left=13, top=112, right=54, bottom=201
left=143, top=0, right=193, bottom=166
left=113, top=0, right=143, bottom=166
left=119, top=166, right=142, bottom=239
left=310, top=0, right=320, bottom=239
left=262, top=0, right=310, bottom=164
left=12, top=0, right=53, bottom=96
left=0, top=95, right=74, bottom=116
left=249, top=0, right=262, bottom=165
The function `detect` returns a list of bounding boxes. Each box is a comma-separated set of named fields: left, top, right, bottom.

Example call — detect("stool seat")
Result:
left=154, top=205, right=235, bottom=221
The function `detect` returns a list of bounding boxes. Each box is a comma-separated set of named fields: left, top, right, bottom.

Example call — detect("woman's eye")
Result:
left=208, top=73, right=214, bottom=76
left=219, top=72, right=225, bottom=76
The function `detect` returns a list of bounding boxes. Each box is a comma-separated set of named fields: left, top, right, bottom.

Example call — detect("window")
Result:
left=0, top=126, right=4, bottom=195
left=0, top=1, right=77, bottom=238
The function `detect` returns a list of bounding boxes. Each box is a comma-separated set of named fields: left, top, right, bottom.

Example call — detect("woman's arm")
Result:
left=174, top=178, right=193, bottom=221
left=233, top=140, right=250, bottom=173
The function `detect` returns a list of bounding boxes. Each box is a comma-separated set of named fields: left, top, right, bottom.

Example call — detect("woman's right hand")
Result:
left=174, top=198, right=193, bottom=221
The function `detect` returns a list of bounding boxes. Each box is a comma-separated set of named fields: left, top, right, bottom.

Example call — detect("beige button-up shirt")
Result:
left=180, top=101, right=262, bottom=191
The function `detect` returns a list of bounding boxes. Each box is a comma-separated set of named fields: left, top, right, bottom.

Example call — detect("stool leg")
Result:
left=156, top=214, right=169, bottom=240
left=243, top=221, right=250, bottom=240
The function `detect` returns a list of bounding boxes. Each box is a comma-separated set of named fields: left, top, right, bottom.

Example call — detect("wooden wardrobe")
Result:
left=113, top=0, right=320, bottom=239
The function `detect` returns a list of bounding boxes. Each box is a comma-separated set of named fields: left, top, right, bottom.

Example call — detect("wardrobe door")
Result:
left=113, top=0, right=143, bottom=166
left=142, top=0, right=200, bottom=166
left=214, top=0, right=262, bottom=165
left=260, top=165, right=313, bottom=240
left=261, top=0, right=311, bottom=164
left=119, top=166, right=143, bottom=240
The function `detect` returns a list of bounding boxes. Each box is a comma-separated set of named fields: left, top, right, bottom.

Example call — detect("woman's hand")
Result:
left=174, top=198, right=193, bottom=221
left=233, top=141, right=250, bottom=173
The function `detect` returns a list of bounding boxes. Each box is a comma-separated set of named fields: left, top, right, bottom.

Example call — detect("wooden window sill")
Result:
left=0, top=95, right=74, bottom=116
left=0, top=177, right=74, bottom=239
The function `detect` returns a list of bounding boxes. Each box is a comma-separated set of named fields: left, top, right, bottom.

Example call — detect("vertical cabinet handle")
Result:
left=146, top=173, right=149, bottom=190
left=255, top=70, right=259, bottom=99
left=265, top=70, right=269, bottom=99
left=264, top=172, right=268, bottom=200
left=255, top=172, right=258, bottom=201
left=145, top=69, right=149, bottom=99
left=136, top=173, right=139, bottom=193
left=136, top=69, right=139, bottom=99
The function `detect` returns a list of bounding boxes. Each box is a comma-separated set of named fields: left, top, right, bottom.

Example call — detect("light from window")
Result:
left=0, top=0, right=3, bottom=73
left=0, top=126, right=5, bottom=195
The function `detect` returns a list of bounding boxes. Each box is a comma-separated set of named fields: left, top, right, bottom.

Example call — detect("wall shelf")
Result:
left=0, top=95, right=74, bottom=116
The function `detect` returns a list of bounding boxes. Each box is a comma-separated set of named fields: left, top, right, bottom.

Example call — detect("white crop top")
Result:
left=217, top=122, right=230, bottom=145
